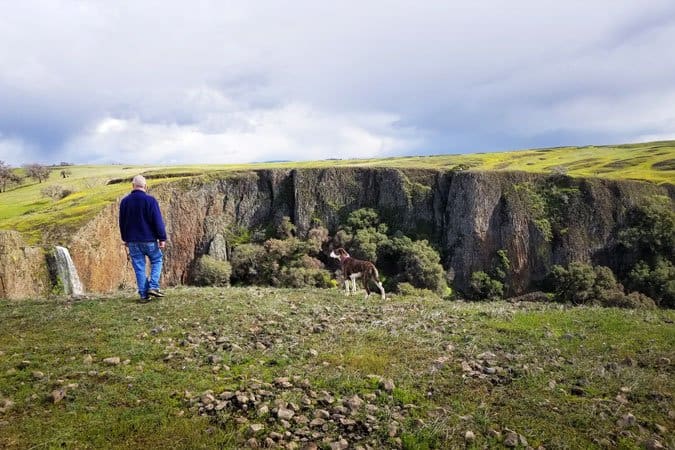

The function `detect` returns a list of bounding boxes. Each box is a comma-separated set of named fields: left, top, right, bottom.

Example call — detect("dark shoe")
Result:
left=148, top=289, right=165, bottom=298
left=138, top=296, right=151, bottom=303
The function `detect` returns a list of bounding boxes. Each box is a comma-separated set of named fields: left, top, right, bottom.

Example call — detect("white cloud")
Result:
left=64, top=101, right=422, bottom=164
left=1, top=1, right=675, bottom=162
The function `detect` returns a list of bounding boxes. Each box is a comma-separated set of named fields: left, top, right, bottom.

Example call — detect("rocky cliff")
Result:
left=1, top=168, right=672, bottom=299
left=0, top=231, right=51, bottom=300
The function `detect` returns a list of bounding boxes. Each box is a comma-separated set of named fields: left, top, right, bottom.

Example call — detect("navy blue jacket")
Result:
left=119, top=190, right=167, bottom=243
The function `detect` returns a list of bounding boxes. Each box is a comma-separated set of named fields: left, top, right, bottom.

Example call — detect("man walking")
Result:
left=119, top=175, right=167, bottom=301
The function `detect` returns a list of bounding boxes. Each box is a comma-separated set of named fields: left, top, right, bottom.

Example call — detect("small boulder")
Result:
left=503, top=431, right=519, bottom=447
left=381, top=379, right=395, bottom=392
left=103, top=357, right=121, bottom=366
left=50, top=389, right=66, bottom=404
left=277, top=407, right=295, bottom=420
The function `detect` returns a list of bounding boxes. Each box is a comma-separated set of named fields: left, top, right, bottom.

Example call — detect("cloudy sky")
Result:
left=1, top=1, right=674, bottom=165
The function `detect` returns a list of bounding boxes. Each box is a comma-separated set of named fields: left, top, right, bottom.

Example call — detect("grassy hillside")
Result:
left=0, top=140, right=673, bottom=243
left=0, top=288, right=673, bottom=449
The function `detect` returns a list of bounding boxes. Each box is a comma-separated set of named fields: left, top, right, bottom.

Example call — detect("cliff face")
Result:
left=0, top=230, right=51, bottom=300
left=2, top=168, right=672, bottom=299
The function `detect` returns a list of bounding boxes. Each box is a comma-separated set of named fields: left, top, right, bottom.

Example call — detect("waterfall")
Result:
left=54, top=246, right=84, bottom=296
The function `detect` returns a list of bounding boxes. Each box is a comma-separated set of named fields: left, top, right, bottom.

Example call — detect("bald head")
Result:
left=132, top=175, right=147, bottom=190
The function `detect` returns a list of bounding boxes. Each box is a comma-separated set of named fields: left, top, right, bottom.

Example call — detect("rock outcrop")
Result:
left=2, top=168, right=672, bottom=299
left=0, top=230, right=50, bottom=300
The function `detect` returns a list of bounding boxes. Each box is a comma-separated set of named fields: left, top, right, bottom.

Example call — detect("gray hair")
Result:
left=132, top=175, right=147, bottom=188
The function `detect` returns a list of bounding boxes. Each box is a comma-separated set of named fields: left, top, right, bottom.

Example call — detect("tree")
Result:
left=618, top=196, right=674, bottom=261
left=0, top=161, right=22, bottom=192
left=23, top=163, right=51, bottom=183
left=60, top=169, right=72, bottom=178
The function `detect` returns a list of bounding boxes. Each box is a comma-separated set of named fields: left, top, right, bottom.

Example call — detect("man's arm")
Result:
left=150, top=198, right=167, bottom=243
left=119, top=199, right=128, bottom=243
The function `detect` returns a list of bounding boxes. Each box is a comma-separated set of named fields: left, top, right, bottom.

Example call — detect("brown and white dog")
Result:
left=329, top=248, right=385, bottom=300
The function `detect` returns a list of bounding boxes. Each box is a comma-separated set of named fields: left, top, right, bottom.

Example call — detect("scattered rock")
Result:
left=504, top=431, right=519, bottom=447
left=477, top=351, right=497, bottom=360
left=464, top=430, right=475, bottom=442
left=381, top=379, right=395, bottom=393
left=277, top=407, right=295, bottom=420
left=309, top=418, right=325, bottom=427
left=248, top=423, right=264, bottom=434
left=654, top=423, right=667, bottom=434
left=83, top=354, right=93, bottom=365
left=32, top=371, right=45, bottom=380
left=50, top=389, right=66, bottom=404
left=617, top=413, right=637, bottom=428
left=570, top=386, right=585, bottom=396
left=0, top=398, right=14, bottom=414
left=17, top=360, right=31, bottom=369
left=103, top=357, right=121, bottom=366
left=345, top=395, right=364, bottom=411
left=329, top=439, right=348, bottom=450
left=646, top=439, right=666, bottom=450
left=622, top=357, right=637, bottom=367
left=246, top=437, right=259, bottom=448
left=207, top=354, right=222, bottom=364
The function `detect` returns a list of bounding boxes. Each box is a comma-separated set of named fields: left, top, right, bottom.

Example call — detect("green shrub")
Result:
left=345, top=208, right=382, bottom=232
left=618, top=196, right=675, bottom=259
left=494, top=249, right=511, bottom=281
left=192, top=255, right=231, bottom=287
left=602, top=291, right=656, bottom=309
left=627, top=258, right=675, bottom=308
left=550, top=262, right=597, bottom=304
left=338, top=208, right=389, bottom=262
left=230, top=243, right=268, bottom=284
left=277, top=267, right=334, bottom=288
left=380, top=236, right=447, bottom=294
left=469, top=271, right=504, bottom=300
left=352, top=227, right=389, bottom=262
left=276, top=216, right=296, bottom=239
left=549, top=262, right=656, bottom=308
left=306, top=224, right=329, bottom=253
left=396, top=282, right=438, bottom=298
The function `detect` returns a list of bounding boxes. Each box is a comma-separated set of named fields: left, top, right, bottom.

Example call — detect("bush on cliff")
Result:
left=615, top=197, right=675, bottom=307
left=192, top=255, right=231, bottom=287
left=380, top=235, right=447, bottom=294
left=230, top=243, right=268, bottom=285
left=550, top=262, right=656, bottom=309
left=627, top=258, right=675, bottom=308
left=469, top=271, right=504, bottom=300
left=229, top=235, right=332, bottom=288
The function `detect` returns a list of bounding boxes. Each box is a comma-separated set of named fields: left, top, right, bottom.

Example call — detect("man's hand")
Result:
left=158, top=240, right=166, bottom=250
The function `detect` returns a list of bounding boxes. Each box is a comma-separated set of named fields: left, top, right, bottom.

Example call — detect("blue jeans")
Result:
left=127, top=242, right=163, bottom=298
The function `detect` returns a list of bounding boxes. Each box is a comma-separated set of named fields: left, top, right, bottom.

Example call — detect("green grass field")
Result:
left=1, top=140, right=673, bottom=243
left=0, top=287, right=673, bottom=449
